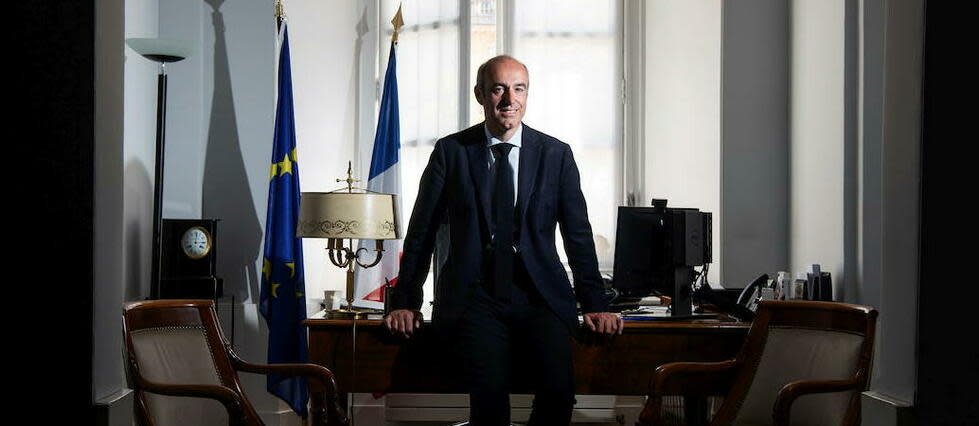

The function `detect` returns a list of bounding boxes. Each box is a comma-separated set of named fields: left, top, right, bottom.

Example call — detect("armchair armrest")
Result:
left=232, top=358, right=338, bottom=390
left=638, top=360, right=738, bottom=426
left=229, top=352, right=349, bottom=426
left=134, top=376, right=248, bottom=426
left=652, top=360, right=739, bottom=396
left=772, top=378, right=863, bottom=426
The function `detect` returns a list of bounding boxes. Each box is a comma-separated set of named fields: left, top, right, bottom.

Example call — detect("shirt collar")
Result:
left=483, top=123, right=523, bottom=149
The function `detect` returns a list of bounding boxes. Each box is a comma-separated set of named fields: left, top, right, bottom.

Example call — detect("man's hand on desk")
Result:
left=583, top=312, right=624, bottom=335
left=383, top=309, right=423, bottom=338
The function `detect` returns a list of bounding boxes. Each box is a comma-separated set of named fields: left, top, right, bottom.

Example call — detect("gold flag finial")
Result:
left=275, top=0, right=285, bottom=20
left=391, top=4, right=405, bottom=43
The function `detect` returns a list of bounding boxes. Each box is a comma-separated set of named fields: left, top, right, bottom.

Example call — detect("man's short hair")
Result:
left=474, top=55, right=529, bottom=94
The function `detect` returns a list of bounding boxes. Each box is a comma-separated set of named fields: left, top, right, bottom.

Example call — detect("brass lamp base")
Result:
left=325, top=307, right=371, bottom=319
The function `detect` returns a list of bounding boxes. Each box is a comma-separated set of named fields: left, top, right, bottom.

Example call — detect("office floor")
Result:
left=348, top=393, right=647, bottom=426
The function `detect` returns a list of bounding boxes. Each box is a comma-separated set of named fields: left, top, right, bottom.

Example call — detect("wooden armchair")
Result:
left=638, top=300, right=877, bottom=426
left=123, top=300, right=348, bottom=426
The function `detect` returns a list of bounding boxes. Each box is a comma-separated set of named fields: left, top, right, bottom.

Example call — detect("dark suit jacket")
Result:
left=389, top=123, right=608, bottom=333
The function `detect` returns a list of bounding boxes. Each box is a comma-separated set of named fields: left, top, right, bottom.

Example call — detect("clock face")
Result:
left=181, top=226, right=212, bottom=260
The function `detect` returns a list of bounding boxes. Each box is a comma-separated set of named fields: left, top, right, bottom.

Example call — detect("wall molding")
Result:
left=861, top=391, right=914, bottom=426
left=94, top=389, right=133, bottom=426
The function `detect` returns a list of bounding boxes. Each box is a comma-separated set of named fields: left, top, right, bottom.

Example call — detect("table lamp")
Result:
left=298, top=163, right=400, bottom=318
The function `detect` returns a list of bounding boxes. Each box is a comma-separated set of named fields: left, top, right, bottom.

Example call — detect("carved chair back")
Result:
left=123, top=300, right=262, bottom=426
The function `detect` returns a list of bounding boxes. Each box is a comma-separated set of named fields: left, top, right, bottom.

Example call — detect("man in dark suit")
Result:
left=384, top=55, right=623, bottom=425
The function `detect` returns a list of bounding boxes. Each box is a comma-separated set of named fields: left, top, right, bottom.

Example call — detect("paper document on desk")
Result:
left=620, top=306, right=672, bottom=320
left=622, top=306, right=670, bottom=315
left=637, top=296, right=664, bottom=306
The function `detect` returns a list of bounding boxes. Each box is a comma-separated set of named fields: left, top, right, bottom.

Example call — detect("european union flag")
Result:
left=259, top=17, right=308, bottom=416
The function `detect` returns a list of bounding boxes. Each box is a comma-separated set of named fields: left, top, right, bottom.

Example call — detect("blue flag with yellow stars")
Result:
left=259, top=17, right=308, bottom=416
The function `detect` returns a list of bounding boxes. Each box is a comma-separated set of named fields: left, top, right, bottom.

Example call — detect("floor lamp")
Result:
left=126, top=38, right=193, bottom=299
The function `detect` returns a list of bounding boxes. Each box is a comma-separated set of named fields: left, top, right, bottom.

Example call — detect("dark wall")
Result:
left=18, top=1, right=95, bottom=420
left=917, top=1, right=978, bottom=424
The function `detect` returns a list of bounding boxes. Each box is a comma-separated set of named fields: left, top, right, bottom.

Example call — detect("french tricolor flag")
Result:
left=353, top=42, right=402, bottom=310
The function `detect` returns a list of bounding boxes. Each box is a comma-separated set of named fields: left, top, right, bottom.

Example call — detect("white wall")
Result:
left=790, top=0, right=922, bottom=410
left=289, top=0, right=377, bottom=311
left=872, top=0, right=924, bottom=405
left=644, top=0, right=922, bottom=415
left=93, top=0, right=132, bottom=404
left=859, top=0, right=885, bottom=326
left=790, top=0, right=847, bottom=289
left=720, top=0, right=790, bottom=289
left=159, top=0, right=369, bottom=311
left=160, top=0, right=204, bottom=220
left=122, top=0, right=160, bottom=304
left=152, top=0, right=370, bottom=421
left=644, top=0, right=722, bottom=285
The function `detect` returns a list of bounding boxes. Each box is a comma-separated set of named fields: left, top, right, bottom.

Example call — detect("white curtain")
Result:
left=381, top=0, right=464, bottom=310
left=512, top=0, right=622, bottom=270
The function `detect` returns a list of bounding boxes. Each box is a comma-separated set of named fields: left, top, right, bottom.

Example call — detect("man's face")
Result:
left=475, top=59, right=528, bottom=136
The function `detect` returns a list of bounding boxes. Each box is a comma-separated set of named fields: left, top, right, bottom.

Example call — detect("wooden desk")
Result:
left=304, top=315, right=748, bottom=423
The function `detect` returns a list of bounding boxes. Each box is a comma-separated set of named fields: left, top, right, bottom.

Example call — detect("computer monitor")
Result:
left=611, top=199, right=712, bottom=316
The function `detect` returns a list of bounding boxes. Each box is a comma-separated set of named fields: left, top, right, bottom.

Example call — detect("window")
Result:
left=378, top=0, right=635, bottom=307
left=509, top=0, right=622, bottom=268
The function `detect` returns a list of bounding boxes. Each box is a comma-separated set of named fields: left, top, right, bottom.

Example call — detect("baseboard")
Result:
left=93, top=387, right=305, bottom=426
left=861, top=391, right=915, bottom=426
left=258, top=401, right=306, bottom=426
left=93, top=389, right=133, bottom=426
left=351, top=393, right=645, bottom=425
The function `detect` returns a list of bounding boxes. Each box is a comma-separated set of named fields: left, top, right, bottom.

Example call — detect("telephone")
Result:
left=691, top=274, right=769, bottom=322
left=736, top=274, right=770, bottom=308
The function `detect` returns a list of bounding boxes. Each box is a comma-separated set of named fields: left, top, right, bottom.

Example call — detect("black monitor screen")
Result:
left=611, top=207, right=671, bottom=298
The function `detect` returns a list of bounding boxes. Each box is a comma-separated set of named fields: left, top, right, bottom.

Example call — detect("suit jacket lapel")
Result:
left=517, top=125, right=542, bottom=229
left=464, top=126, right=493, bottom=236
